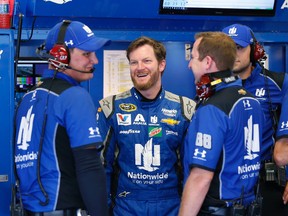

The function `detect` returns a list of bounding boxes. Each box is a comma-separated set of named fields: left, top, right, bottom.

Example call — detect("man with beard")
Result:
left=97, top=36, right=196, bottom=216
left=223, top=23, right=288, bottom=216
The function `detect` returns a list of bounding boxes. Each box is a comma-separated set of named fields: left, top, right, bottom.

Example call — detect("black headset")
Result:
left=250, top=30, right=267, bottom=66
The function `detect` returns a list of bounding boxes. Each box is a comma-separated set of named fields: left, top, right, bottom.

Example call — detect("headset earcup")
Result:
left=254, top=42, right=265, bottom=62
left=49, top=44, right=70, bottom=65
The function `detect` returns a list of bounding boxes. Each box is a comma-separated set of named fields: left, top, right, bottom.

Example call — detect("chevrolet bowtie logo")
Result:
left=118, top=191, right=131, bottom=197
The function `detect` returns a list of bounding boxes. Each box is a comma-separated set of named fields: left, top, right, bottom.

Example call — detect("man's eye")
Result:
left=236, top=46, right=243, bottom=50
left=130, top=61, right=137, bottom=66
left=144, top=59, right=151, bottom=63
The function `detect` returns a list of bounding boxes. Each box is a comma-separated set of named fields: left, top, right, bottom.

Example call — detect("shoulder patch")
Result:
left=165, top=91, right=196, bottom=121
left=165, top=91, right=181, bottom=103
left=181, top=96, right=196, bottom=120
left=99, top=95, right=115, bottom=119
left=99, top=90, right=132, bottom=118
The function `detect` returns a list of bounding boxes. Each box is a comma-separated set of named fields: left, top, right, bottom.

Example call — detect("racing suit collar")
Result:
left=131, top=87, right=165, bottom=107
left=242, top=63, right=262, bottom=85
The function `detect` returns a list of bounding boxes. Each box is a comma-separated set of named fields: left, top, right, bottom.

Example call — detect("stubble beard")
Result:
left=132, top=72, right=158, bottom=91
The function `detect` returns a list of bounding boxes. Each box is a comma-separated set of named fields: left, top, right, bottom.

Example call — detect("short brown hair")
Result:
left=126, top=36, right=166, bottom=63
left=195, top=32, right=236, bottom=71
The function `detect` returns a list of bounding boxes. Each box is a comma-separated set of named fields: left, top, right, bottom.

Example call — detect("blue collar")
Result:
left=42, top=69, right=80, bottom=86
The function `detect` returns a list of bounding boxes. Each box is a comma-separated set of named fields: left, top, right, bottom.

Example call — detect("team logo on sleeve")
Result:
left=280, top=121, right=288, bottom=130
left=194, top=149, right=207, bottom=158
left=88, top=127, right=100, bottom=138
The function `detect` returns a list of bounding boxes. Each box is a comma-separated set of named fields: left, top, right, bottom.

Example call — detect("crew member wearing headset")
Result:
left=222, top=23, right=288, bottom=216
left=14, top=20, right=110, bottom=216
left=179, top=32, right=264, bottom=216
left=97, top=36, right=196, bottom=216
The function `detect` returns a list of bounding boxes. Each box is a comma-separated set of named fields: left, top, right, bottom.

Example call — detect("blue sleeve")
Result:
left=55, top=87, right=103, bottom=149
left=184, top=105, right=227, bottom=173
left=277, top=92, right=288, bottom=139
left=73, top=148, right=109, bottom=216
left=97, top=106, right=116, bottom=207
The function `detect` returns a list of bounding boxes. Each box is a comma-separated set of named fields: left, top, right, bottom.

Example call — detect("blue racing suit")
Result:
left=183, top=80, right=264, bottom=209
left=97, top=87, right=195, bottom=216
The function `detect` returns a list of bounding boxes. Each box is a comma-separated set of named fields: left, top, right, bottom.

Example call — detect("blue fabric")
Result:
left=243, top=63, right=288, bottom=161
left=184, top=82, right=264, bottom=206
left=14, top=69, right=103, bottom=212
left=98, top=87, right=194, bottom=215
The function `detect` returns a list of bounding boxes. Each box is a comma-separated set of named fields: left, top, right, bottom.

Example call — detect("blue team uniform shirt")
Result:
left=242, top=63, right=288, bottom=161
left=14, top=69, right=103, bottom=212
left=184, top=80, right=264, bottom=206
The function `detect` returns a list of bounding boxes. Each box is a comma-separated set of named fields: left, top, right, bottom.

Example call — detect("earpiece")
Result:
left=196, top=74, right=216, bottom=100
left=48, top=20, right=72, bottom=67
left=250, top=30, right=266, bottom=65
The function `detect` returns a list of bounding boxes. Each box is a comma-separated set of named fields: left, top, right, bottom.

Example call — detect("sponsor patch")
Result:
left=119, top=103, right=137, bottom=112
left=149, top=127, right=162, bottom=137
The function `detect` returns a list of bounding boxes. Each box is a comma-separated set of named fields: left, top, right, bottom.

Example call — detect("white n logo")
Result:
left=17, top=106, right=35, bottom=150
left=135, top=138, right=160, bottom=172
left=244, top=115, right=260, bottom=160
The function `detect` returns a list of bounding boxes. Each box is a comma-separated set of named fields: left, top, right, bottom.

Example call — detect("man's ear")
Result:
left=204, top=55, right=215, bottom=71
left=159, top=59, right=166, bottom=73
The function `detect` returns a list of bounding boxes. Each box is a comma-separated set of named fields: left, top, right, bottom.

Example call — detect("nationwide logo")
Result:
left=119, top=103, right=137, bottom=112
left=255, top=88, right=266, bottom=97
left=135, top=138, right=160, bottom=172
left=161, top=118, right=180, bottom=126
left=15, top=151, right=38, bottom=163
left=244, top=115, right=260, bottom=160
left=17, top=106, right=35, bottom=151
left=44, top=0, right=72, bottom=4
left=150, top=115, right=158, bottom=124
left=149, top=127, right=162, bottom=137
left=238, top=162, right=261, bottom=174
left=116, top=113, right=131, bottom=126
